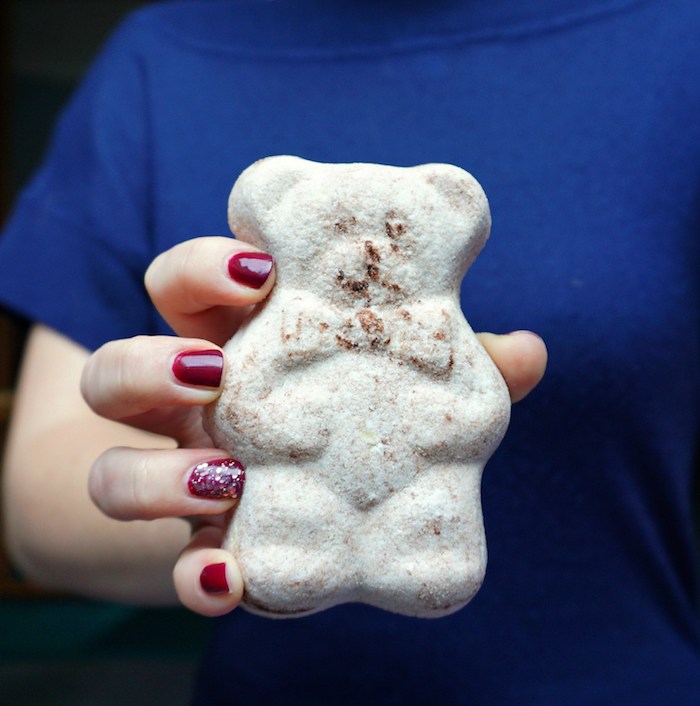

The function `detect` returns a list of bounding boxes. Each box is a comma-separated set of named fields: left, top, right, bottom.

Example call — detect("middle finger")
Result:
left=81, top=335, right=225, bottom=424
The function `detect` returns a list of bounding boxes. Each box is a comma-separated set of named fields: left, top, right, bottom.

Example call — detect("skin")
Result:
left=1, top=236, right=547, bottom=617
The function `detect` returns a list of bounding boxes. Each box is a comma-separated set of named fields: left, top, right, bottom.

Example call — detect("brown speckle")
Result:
left=385, top=210, right=408, bottom=239
left=381, top=280, right=401, bottom=293
left=336, top=335, right=358, bottom=350
left=342, top=279, right=369, bottom=295
left=386, top=221, right=407, bottom=239
left=421, top=519, right=442, bottom=536
left=364, top=240, right=381, bottom=262
left=357, top=309, right=384, bottom=335
left=409, top=356, right=424, bottom=371
left=417, top=583, right=455, bottom=612
left=333, top=215, right=356, bottom=234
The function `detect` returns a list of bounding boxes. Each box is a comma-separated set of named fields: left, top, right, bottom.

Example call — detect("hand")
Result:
left=478, top=331, right=548, bottom=404
left=82, top=237, right=275, bottom=616
left=81, top=236, right=547, bottom=617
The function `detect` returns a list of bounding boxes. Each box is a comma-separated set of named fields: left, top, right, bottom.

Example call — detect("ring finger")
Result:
left=89, top=447, right=245, bottom=522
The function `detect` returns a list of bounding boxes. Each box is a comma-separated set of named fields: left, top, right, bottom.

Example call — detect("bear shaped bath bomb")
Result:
left=204, top=156, right=511, bottom=618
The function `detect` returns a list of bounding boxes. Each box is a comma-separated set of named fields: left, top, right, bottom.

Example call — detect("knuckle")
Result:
left=81, top=338, right=145, bottom=415
left=89, top=448, right=158, bottom=522
left=127, top=454, right=158, bottom=520
left=144, top=248, right=171, bottom=299
left=111, top=337, right=157, bottom=412
left=88, top=450, right=117, bottom=516
left=147, top=241, right=199, bottom=299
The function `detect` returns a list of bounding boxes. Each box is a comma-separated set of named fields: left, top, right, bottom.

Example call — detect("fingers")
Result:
left=82, top=335, right=224, bottom=426
left=478, top=330, right=548, bottom=403
left=89, top=442, right=245, bottom=617
left=145, top=236, right=275, bottom=344
left=174, top=525, right=244, bottom=617
left=90, top=446, right=245, bottom=615
left=89, top=447, right=245, bottom=521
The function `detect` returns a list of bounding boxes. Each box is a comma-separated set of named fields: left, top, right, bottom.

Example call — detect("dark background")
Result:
left=0, top=3, right=209, bottom=704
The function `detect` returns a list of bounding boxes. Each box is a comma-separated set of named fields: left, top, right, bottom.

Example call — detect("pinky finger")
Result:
left=174, top=524, right=243, bottom=617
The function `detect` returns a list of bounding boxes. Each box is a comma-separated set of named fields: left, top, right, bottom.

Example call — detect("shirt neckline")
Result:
left=150, top=0, right=653, bottom=59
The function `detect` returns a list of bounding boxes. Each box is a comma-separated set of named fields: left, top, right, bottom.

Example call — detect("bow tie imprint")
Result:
left=280, top=296, right=455, bottom=377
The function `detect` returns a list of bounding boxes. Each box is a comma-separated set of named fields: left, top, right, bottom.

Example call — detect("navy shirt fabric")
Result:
left=1, top=0, right=700, bottom=703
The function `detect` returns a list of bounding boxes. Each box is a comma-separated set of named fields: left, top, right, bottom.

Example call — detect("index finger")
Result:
left=145, top=236, right=275, bottom=345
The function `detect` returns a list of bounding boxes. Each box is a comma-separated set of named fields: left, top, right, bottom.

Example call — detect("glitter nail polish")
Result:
left=228, top=251, right=274, bottom=289
left=188, top=458, right=245, bottom=500
left=200, top=563, right=230, bottom=595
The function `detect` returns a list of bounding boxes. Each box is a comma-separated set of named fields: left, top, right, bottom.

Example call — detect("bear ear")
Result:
left=415, top=162, right=492, bottom=266
left=228, top=155, right=309, bottom=248
left=418, top=164, right=491, bottom=239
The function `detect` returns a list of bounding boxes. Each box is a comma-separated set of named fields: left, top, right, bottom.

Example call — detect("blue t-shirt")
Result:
left=1, top=0, right=699, bottom=703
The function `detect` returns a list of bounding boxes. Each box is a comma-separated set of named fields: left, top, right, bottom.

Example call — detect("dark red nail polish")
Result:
left=172, top=349, right=223, bottom=387
left=200, top=563, right=230, bottom=595
left=188, top=458, right=245, bottom=500
left=228, top=252, right=274, bottom=289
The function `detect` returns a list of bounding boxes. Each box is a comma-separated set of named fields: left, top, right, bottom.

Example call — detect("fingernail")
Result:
left=200, top=563, right=230, bottom=595
left=228, top=252, right=274, bottom=289
left=188, top=458, right=245, bottom=500
left=173, top=349, right=223, bottom=387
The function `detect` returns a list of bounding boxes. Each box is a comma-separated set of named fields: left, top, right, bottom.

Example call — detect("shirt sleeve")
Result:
left=0, top=15, right=157, bottom=351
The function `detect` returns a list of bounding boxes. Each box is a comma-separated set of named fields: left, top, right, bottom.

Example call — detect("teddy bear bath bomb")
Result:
left=204, top=156, right=511, bottom=618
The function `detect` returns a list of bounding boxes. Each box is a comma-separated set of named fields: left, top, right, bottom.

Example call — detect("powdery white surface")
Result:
left=204, top=156, right=511, bottom=618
